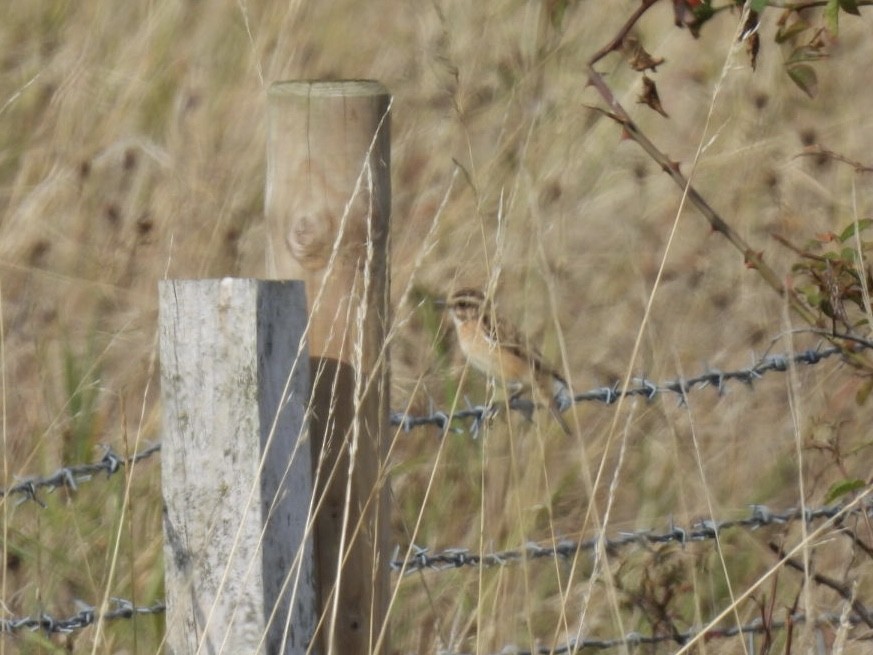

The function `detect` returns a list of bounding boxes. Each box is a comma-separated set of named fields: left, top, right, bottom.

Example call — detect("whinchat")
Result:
left=445, top=288, right=572, bottom=435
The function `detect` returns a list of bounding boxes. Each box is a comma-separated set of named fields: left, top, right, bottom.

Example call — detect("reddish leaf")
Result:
left=672, top=0, right=690, bottom=27
left=672, top=0, right=715, bottom=37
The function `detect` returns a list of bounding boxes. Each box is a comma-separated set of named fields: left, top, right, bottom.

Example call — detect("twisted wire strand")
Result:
left=391, top=500, right=872, bottom=574
left=453, top=610, right=864, bottom=655
left=0, top=443, right=161, bottom=506
left=0, top=343, right=860, bottom=502
left=0, top=598, right=165, bottom=634
left=390, top=345, right=852, bottom=433
left=1, top=597, right=863, bottom=649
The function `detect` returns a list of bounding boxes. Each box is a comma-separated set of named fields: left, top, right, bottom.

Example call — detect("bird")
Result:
left=444, top=287, right=572, bottom=435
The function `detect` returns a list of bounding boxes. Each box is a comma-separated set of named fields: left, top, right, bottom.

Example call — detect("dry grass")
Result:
left=2, top=1, right=873, bottom=653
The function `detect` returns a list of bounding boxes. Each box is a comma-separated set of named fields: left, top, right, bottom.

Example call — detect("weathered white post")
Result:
left=159, top=279, right=317, bottom=654
left=265, top=80, right=391, bottom=654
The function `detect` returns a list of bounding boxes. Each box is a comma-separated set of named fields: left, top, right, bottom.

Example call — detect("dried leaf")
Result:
left=624, top=36, right=665, bottom=72
left=637, top=75, right=669, bottom=118
left=823, top=261, right=850, bottom=328
left=747, top=32, right=760, bottom=70
left=740, top=9, right=759, bottom=41
left=740, top=10, right=760, bottom=70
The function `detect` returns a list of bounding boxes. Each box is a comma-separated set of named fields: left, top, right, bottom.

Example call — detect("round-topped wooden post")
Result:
left=266, top=80, right=391, bottom=655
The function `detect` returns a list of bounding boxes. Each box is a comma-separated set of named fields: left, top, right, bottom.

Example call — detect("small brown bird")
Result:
left=445, top=288, right=572, bottom=434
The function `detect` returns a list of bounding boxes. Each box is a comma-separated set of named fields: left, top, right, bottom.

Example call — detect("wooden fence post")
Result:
left=265, top=80, right=391, bottom=654
left=159, top=279, right=317, bottom=654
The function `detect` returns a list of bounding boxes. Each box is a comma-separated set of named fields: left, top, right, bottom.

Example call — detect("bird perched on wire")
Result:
left=444, top=287, right=572, bottom=435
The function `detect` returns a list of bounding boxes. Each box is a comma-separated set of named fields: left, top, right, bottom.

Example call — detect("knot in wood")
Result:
left=287, top=210, right=334, bottom=269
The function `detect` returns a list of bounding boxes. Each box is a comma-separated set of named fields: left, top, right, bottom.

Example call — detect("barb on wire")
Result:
left=391, top=344, right=855, bottom=432
left=392, top=500, right=871, bottom=574
left=452, top=610, right=865, bottom=655
left=2, top=343, right=864, bottom=499
left=0, top=443, right=161, bottom=506
left=0, top=598, right=165, bottom=635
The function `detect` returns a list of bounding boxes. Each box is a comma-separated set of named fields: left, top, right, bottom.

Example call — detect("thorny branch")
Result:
left=587, top=0, right=660, bottom=66
left=795, top=144, right=873, bottom=173
left=769, top=541, right=873, bottom=628
left=585, top=2, right=824, bottom=328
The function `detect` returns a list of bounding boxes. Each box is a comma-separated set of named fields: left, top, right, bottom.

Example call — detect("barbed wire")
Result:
left=1, top=342, right=865, bottom=504
left=0, top=597, right=165, bottom=635
left=1, top=595, right=863, bottom=650
left=391, top=499, right=872, bottom=574
left=0, top=443, right=161, bottom=507
left=391, top=343, right=858, bottom=433
left=451, top=609, right=866, bottom=655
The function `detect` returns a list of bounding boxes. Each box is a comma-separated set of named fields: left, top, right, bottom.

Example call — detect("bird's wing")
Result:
left=483, top=312, right=568, bottom=387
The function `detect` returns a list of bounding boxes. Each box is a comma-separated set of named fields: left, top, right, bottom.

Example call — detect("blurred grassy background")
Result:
left=2, top=0, right=873, bottom=652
